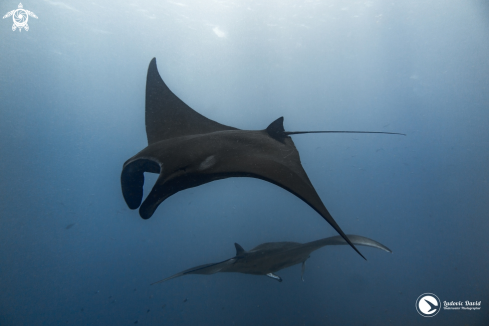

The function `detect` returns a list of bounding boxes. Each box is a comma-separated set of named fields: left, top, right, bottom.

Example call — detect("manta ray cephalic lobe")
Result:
left=121, top=58, right=404, bottom=260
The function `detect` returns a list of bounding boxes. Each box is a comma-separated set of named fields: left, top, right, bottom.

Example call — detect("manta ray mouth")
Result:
left=121, top=158, right=161, bottom=210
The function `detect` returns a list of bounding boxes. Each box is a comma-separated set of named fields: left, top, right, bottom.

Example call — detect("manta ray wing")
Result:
left=145, top=58, right=238, bottom=145
left=252, top=234, right=392, bottom=273
left=151, top=258, right=236, bottom=285
left=184, top=130, right=367, bottom=258
left=296, top=234, right=392, bottom=256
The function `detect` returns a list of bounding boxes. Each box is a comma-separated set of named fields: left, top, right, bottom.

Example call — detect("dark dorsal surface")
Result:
left=249, top=242, right=302, bottom=253
left=145, top=58, right=238, bottom=145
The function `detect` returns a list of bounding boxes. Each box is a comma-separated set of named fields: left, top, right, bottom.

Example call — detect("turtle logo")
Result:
left=3, top=3, right=37, bottom=32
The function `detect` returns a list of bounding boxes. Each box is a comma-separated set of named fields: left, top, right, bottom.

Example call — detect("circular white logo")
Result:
left=2, top=3, right=38, bottom=32
left=416, top=293, right=441, bottom=317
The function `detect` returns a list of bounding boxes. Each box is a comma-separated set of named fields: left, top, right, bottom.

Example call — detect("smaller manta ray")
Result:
left=151, top=235, right=391, bottom=284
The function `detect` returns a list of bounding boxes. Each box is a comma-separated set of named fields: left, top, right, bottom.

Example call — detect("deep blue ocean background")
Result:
left=1, top=0, right=488, bottom=325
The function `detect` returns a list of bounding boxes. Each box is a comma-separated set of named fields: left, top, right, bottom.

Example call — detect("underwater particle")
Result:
left=162, top=304, right=166, bottom=309
left=81, top=308, right=84, bottom=312
left=147, top=309, right=150, bottom=313
left=66, top=223, right=76, bottom=229
left=183, top=298, right=188, bottom=303
left=134, top=321, right=138, bottom=324
left=212, top=26, right=227, bottom=38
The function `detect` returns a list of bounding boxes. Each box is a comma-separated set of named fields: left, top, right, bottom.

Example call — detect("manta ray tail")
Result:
left=286, top=131, right=406, bottom=136
left=266, top=117, right=405, bottom=142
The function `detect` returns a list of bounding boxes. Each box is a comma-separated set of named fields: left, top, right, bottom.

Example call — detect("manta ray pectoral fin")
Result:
left=151, top=258, right=237, bottom=285
left=300, top=235, right=392, bottom=257
left=121, top=158, right=161, bottom=210
left=266, top=273, right=283, bottom=282
left=242, top=125, right=367, bottom=260
left=145, top=58, right=238, bottom=145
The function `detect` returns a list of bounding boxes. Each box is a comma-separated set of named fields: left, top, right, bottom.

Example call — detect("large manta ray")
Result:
left=151, top=235, right=392, bottom=284
left=121, top=58, right=403, bottom=259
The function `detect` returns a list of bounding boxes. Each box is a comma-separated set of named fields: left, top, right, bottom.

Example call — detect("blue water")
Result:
left=1, top=0, right=488, bottom=325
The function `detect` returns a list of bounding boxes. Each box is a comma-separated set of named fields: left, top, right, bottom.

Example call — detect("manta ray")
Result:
left=151, top=235, right=391, bottom=284
left=121, top=58, right=404, bottom=259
